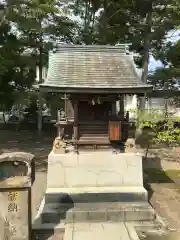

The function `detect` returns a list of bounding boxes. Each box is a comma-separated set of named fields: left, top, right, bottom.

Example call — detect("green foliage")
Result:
left=0, top=0, right=180, bottom=107
left=149, top=40, right=180, bottom=89
left=75, top=0, right=178, bottom=64
left=0, top=0, right=75, bottom=107
left=130, top=108, right=180, bottom=146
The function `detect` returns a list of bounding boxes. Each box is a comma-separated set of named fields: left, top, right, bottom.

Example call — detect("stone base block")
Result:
left=47, top=152, right=144, bottom=189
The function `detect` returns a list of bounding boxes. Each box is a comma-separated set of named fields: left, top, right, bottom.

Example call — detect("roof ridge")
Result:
left=51, top=44, right=131, bottom=53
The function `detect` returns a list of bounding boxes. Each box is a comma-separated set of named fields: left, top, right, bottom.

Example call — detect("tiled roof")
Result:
left=41, top=45, right=152, bottom=90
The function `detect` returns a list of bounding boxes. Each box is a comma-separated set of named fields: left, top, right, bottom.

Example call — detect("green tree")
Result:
left=6, top=0, right=75, bottom=82
left=72, top=0, right=179, bottom=82
left=0, top=0, right=75, bottom=107
left=149, top=39, right=180, bottom=89
left=0, top=20, right=36, bottom=107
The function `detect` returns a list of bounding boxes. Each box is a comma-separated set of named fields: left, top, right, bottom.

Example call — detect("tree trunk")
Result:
left=141, top=12, right=152, bottom=84
left=38, top=33, right=43, bottom=134
left=2, top=111, right=6, bottom=123
left=38, top=35, right=43, bottom=84
left=102, top=0, right=108, bottom=44
left=140, top=1, right=153, bottom=109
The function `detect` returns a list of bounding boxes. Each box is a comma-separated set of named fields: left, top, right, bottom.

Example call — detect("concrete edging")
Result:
left=125, top=223, right=140, bottom=240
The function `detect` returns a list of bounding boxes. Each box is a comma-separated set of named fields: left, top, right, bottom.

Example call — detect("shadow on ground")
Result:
left=32, top=194, right=74, bottom=240
left=0, top=130, right=54, bottom=172
left=135, top=127, right=175, bottom=201
left=143, top=156, right=174, bottom=202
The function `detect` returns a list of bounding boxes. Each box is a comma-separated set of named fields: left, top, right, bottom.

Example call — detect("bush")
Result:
left=130, top=109, right=180, bottom=147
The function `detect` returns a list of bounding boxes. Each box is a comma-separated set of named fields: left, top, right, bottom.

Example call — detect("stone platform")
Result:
left=32, top=151, right=155, bottom=240
left=45, top=151, right=147, bottom=202
left=47, top=151, right=144, bottom=188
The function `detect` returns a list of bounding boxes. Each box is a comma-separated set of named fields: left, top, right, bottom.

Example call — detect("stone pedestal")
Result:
left=44, top=151, right=148, bottom=207
left=46, top=151, right=145, bottom=190
left=33, top=151, right=155, bottom=239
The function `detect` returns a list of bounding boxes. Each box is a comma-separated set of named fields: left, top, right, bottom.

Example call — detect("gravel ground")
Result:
left=150, top=183, right=180, bottom=231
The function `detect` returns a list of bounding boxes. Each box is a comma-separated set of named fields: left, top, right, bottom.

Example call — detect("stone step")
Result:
left=41, top=202, right=155, bottom=224
left=44, top=186, right=148, bottom=204
left=80, top=134, right=109, bottom=138
left=32, top=198, right=65, bottom=239
left=32, top=217, right=65, bottom=240
left=80, top=125, right=108, bottom=129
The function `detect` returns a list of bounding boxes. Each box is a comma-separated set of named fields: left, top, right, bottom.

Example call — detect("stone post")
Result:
left=0, top=152, right=35, bottom=240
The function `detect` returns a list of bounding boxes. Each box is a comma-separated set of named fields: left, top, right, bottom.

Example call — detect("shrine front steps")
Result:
left=41, top=202, right=155, bottom=224
left=44, top=186, right=148, bottom=204
left=32, top=187, right=155, bottom=239
left=38, top=186, right=154, bottom=224
left=32, top=197, right=66, bottom=240
left=32, top=221, right=65, bottom=240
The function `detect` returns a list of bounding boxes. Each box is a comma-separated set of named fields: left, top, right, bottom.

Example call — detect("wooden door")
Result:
left=78, top=102, right=93, bottom=121
left=78, top=101, right=112, bottom=122
left=109, top=121, right=121, bottom=141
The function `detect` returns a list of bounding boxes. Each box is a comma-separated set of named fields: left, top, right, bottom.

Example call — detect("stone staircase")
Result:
left=41, top=202, right=155, bottom=224
left=32, top=187, right=155, bottom=239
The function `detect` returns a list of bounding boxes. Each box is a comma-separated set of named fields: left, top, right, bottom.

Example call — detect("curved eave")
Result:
left=39, top=84, right=153, bottom=94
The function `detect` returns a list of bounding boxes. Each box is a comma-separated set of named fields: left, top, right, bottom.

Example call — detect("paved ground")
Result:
left=65, top=222, right=132, bottom=240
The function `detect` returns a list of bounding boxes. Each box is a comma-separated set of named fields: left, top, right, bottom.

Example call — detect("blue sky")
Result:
left=149, top=30, right=180, bottom=71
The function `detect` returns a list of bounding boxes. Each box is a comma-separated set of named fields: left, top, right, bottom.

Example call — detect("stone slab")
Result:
left=47, top=151, right=143, bottom=189
left=0, top=189, right=30, bottom=240
left=64, top=222, right=132, bottom=240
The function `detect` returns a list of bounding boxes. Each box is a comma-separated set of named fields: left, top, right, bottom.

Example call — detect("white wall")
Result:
left=124, top=95, right=137, bottom=119
left=36, top=66, right=48, bottom=82
left=124, top=95, right=137, bottom=110
left=124, top=95, right=166, bottom=111
left=149, top=98, right=165, bottom=110
left=123, top=95, right=180, bottom=118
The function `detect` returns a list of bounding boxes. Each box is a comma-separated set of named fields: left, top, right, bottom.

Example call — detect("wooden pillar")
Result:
left=66, top=99, right=74, bottom=120
left=119, top=95, right=124, bottom=118
left=73, top=100, right=78, bottom=141
left=112, top=102, right=116, bottom=115
left=57, top=109, right=61, bottom=137
left=61, top=93, right=68, bottom=118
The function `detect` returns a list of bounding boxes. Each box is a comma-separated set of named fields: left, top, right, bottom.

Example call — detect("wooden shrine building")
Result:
left=39, top=45, right=152, bottom=151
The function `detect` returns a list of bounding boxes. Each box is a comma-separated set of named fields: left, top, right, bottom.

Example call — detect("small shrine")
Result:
left=33, top=45, right=157, bottom=240
left=39, top=44, right=152, bottom=153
